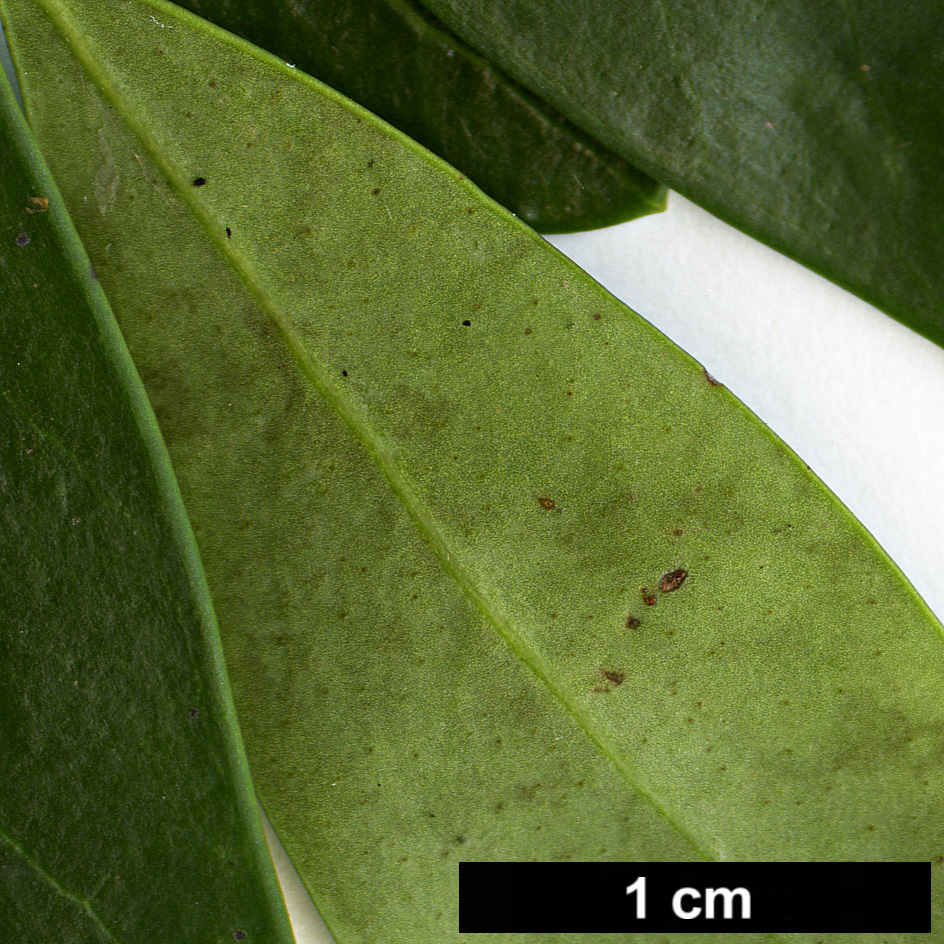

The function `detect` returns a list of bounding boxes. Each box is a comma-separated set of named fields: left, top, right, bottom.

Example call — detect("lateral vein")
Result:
left=0, top=825, right=123, bottom=944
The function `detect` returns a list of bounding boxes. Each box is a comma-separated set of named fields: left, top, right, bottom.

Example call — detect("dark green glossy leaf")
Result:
left=420, top=0, right=944, bottom=347
left=168, top=0, right=666, bottom=234
left=4, top=1, right=943, bottom=942
left=0, top=60, right=294, bottom=944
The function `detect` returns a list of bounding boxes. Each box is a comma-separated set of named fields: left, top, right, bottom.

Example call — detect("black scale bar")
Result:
left=459, top=861, right=932, bottom=933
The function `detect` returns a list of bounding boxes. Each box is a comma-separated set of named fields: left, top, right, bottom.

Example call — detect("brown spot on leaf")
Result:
left=659, top=569, right=687, bottom=593
left=704, top=369, right=723, bottom=386
left=15, top=232, right=29, bottom=247
left=602, top=669, right=626, bottom=686
left=641, top=588, right=657, bottom=606
left=538, top=497, right=556, bottom=511
left=625, top=616, right=641, bottom=629
left=26, top=196, right=48, bottom=213
left=188, top=708, right=199, bottom=720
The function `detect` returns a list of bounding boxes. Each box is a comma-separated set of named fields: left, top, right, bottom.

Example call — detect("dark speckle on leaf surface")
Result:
left=641, top=588, right=657, bottom=606
left=659, top=569, right=688, bottom=592
left=15, top=232, right=29, bottom=246
left=626, top=615, right=641, bottom=629
left=603, top=669, right=626, bottom=686
left=192, top=176, right=207, bottom=186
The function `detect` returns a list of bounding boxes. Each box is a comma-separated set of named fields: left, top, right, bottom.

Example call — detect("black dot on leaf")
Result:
left=225, top=227, right=232, bottom=238
left=188, top=708, right=199, bottom=719
left=462, top=320, right=471, bottom=327
left=15, top=232, right=29, bottom=246
left=233, top=932, right=246, bottom=941
left=192, top=177, right=207, bottom=187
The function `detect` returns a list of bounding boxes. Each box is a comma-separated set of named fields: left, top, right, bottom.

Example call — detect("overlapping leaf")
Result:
left=421, top=0, right=944, bottom=347
left=3, top=0, right=943, bottom=941
left=171, top=0, right=666, bottom=233
left=0, top=61, right=294, bottom=944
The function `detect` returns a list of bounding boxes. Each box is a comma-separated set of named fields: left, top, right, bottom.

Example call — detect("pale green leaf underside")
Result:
left=4, top=0, right=943, bottom=941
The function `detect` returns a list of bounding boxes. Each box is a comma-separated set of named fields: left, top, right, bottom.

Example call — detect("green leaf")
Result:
left=4, top=0, right=943, bottom=941
left=418, top=0, right=944, bottom=348
left=169, top=0, right=666, bottom=234
left=0, top=55, right=294, bottom=944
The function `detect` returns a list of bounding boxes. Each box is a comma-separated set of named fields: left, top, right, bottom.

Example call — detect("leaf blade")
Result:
left=6, top=0, right=943, bottom=941
left=0, top=48, right=295, bottom=944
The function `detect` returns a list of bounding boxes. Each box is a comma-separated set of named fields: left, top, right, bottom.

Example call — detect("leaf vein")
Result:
left=0, top=824, right=123, bottom=943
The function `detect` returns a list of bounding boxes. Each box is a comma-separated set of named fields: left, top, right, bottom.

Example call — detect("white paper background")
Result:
left=6, top=28, right=943, bottom=942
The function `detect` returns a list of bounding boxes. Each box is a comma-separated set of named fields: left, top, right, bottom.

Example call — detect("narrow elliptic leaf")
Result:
left=0, top=60, right=294, bottom=944
left=419, top=0, right=944, bottom=348
left=4, top=1, right=943, bottom=942
left=170, top=0, right=666, bottom=234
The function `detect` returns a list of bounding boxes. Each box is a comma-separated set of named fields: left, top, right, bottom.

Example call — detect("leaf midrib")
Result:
left=395, top=0, right=666, bottom=213
left=31, top=0, right=783, bottom=889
